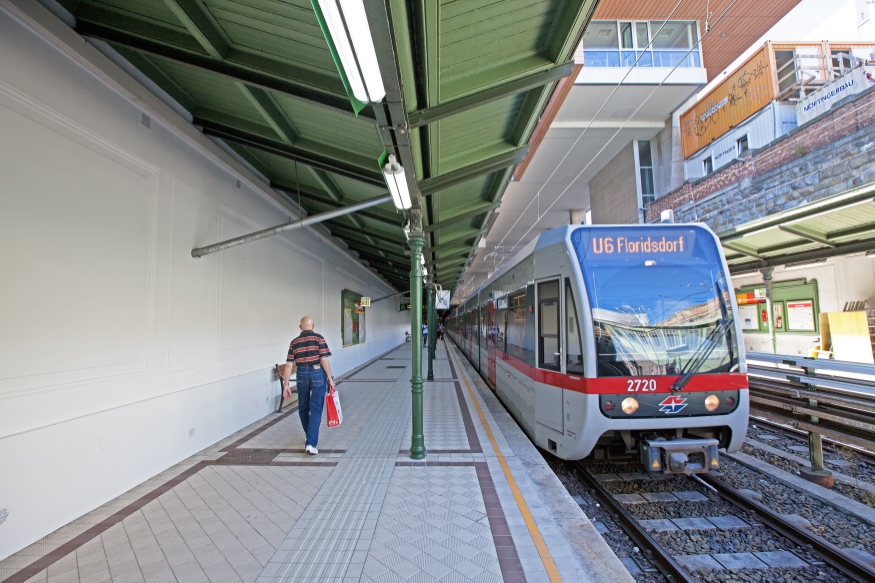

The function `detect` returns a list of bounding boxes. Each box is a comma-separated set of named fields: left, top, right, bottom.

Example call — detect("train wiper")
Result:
left=670, top=318, right=732, bottom=392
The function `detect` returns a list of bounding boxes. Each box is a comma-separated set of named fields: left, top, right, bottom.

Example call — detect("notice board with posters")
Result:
left=735, top=278, right=819, bottom=334
left=341, top=289, right=365, bottom=346
left=681, top=44, right=776, bottom=158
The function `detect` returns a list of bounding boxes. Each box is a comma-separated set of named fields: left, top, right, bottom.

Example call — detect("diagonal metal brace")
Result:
left=191, top=195, right=393, bottom=257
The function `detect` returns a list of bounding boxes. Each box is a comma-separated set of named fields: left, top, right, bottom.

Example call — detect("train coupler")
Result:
left=641, top=438, right=720, bottom=475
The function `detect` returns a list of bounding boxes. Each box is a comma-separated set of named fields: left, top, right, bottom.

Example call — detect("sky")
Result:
left=697, top=0, right=865, bottom=97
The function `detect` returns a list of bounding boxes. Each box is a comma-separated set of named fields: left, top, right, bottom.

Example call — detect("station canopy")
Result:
left=719, top=183, right=875, bottom=273
left=58, top=0, right=596, bottom=290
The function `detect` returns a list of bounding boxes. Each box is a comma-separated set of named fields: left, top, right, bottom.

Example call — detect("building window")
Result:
left=582, top=21, right=701, bottom=68
left=637, top=140, right=656, bottom=206
left=703, top=157, right=713, bottom=175
left=737, top=135, right=749, bottom=156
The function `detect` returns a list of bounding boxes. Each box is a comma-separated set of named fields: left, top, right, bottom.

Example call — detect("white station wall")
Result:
left=0, top=9, right=408, bottom=558
left=732, top=254, right=875, bottom=356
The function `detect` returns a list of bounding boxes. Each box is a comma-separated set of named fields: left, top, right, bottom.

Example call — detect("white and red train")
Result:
left=447, top=224, right=749, bottom=474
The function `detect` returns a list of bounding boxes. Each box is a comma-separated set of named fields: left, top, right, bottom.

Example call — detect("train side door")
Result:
left=535, top=278, right=564, bottom=433
left=487, top=300, right=497, bottom=388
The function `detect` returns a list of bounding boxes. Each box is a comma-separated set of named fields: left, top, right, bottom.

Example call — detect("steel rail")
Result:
left=574, top=463, right=696, bottom=583
left=701, top=474, right=875, bottom=581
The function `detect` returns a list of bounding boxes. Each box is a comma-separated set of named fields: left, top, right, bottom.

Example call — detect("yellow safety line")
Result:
left=448, top=345, right=564, bottom=583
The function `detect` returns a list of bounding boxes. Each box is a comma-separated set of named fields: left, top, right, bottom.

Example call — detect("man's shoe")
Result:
left=305, top=445, right=318, bottom=455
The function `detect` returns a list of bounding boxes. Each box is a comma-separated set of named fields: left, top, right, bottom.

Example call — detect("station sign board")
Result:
left=399, top=303, right=411, bottom=311
left=360, top=297, right=371, bottom=307
left=681, top=45, right=775, bottom=158
left=436, top=290, right=451, bottom=310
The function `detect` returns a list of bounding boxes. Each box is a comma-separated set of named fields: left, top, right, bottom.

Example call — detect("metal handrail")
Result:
left=746, top=352, right=875, bottom=479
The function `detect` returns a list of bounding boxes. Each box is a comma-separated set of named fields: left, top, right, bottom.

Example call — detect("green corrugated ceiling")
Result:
left=58, top=0, right=597, bottom=290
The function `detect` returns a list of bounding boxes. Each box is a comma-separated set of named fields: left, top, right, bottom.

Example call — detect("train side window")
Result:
left=537, top=280, right=561, bottom=371
left=565, top=279, right=585, bottom=375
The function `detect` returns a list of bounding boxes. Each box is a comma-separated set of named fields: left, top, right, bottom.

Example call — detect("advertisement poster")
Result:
left=738, top=304, right=760, bottom=330
left=787, top=301, right=815, bottom=331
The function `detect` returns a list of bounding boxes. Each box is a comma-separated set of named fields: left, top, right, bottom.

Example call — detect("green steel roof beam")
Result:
left=407, top=62, right=575, bottom=128
left=722, top=241, right=766, bottom=260
left=345, top=241, right=409, bottom=262
left=196, top=118, right=385, bottom=186
left=419, top=146, right=529, bottom=196
left=778, top=225, right=836, bottom=247
left=424, top=202, right=501, bottom=233
left=238, top=85, right=300, bottom=146
left=75, top=21, right=370, bottom=119
left=347, top=244, right=410, bottom=265
left=430, top=228, right=488, bottom=253
left=326, top=222, right=405, bottom=245
left=160, top=0, right=229, bottom=60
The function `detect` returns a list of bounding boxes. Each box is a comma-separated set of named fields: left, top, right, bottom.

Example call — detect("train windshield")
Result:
left=571, top=227, right=737, bottom=377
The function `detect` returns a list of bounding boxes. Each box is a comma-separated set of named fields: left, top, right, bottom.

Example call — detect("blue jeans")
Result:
left=296, top=365, right=327, bottom=447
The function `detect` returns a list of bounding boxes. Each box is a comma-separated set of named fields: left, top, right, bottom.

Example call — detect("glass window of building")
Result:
left=583, top=21, right=700, bottom=68
left=650, top=21, right=700, bottom=67
left=737, top=135, right=749, bottom=156
left=582, top=21, right=620, bottom=66
left=703, top=157, right=713, bottom=175
left=637, top=140, right=655, bottom=206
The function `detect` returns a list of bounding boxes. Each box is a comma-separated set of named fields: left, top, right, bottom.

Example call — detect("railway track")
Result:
left=564, top=460, right=875, bottom=582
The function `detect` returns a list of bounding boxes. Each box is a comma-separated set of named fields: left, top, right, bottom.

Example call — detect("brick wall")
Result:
left=645, top=86, right=875, bottom=231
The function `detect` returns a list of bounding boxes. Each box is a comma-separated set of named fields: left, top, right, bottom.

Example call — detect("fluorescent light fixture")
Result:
left=316, top=0, right=385, bottom=103
left=383, top=155, right=412, bottom=210
left=784, top=258, right=827, bottom=270
left=866, top=250, right=875, bottom=258
left=732, top=271, right=761, bottom=279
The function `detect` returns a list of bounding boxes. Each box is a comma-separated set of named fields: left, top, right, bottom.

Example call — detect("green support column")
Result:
left=408, top=210, right=426, bottom=460
left=761, top=267, right=777, bottom=354
left=427, top=282, right=435, bottom=381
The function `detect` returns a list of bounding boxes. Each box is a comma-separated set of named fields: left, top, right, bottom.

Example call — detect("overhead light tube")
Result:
left=315, top=0, right=385, bottom=103
left=383, top=155, right=412, bottom=210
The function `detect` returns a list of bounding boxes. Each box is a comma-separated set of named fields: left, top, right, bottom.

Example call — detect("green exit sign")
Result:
left=399, top=303, right=411, bottom=311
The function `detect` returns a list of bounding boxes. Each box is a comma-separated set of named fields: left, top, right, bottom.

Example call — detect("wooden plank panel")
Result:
left=680, top=45, right=774, bottom=158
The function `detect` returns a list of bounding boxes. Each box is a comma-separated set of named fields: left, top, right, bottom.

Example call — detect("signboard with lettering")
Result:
left=681, top=45, right=776, bottom=158
left=797, top=67, right=868, bottom=125
left=590, top=233, right=693, bottom=256
left=360, top=297, right=371, bottom=307
left=399, top=303, right=411, bottom=311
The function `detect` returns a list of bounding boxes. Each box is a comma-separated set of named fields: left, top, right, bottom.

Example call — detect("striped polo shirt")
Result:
left=287, top=330, right=332, bottom=365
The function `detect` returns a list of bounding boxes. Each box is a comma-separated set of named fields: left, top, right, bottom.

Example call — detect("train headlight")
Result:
left=704, top=394, right=720, bottom=411
left=621, top=397, right=639, bottom=414
left=603, top=400, right=615, bottom=413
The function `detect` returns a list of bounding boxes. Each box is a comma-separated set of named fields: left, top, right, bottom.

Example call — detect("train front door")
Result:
left=487, top=300, right=497, bottom=388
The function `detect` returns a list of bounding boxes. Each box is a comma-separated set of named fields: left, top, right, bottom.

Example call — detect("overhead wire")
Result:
left=490, top=0, right=742, bottom=277
left=486, top=0, right=690, bottom=264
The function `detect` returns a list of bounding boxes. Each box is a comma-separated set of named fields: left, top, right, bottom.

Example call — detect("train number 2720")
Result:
left=627, top=379, right=657, bottom=392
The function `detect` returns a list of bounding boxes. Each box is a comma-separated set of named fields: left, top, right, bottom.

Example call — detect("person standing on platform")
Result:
left=422, top=321, right=428, bottom=347
left=438, top=322, right=445, bottom=342
left=282, top=316, right=334, bottom=455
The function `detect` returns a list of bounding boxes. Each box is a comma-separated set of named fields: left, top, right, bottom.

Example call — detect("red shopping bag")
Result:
left=326, top=387, right=343, bottom=428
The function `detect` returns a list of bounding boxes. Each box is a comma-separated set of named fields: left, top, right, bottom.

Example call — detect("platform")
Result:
left=0, top=343, right=632, bottom=583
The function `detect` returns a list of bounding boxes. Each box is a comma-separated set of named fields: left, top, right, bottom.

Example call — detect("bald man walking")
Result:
left=282, top=317, right=335, bottom=455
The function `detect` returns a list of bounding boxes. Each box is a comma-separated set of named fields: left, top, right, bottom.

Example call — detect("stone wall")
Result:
left=645, top=86, right=875, bottom=232
left=590, top=143, right=639, bottom=224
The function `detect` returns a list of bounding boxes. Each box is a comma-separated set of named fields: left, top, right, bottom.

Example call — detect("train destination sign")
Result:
left=590, top=234, right=692, bottom=255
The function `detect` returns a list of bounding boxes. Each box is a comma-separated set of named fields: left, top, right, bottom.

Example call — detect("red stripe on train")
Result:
left=491, top=349, right=748, bottom=394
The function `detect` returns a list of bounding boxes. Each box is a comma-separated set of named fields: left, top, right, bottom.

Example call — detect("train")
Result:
left=447, top=224, right=749, bottom=474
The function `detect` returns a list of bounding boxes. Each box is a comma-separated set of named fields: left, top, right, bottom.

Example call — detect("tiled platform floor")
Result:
left=1, top=343, right=631, bottom=583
